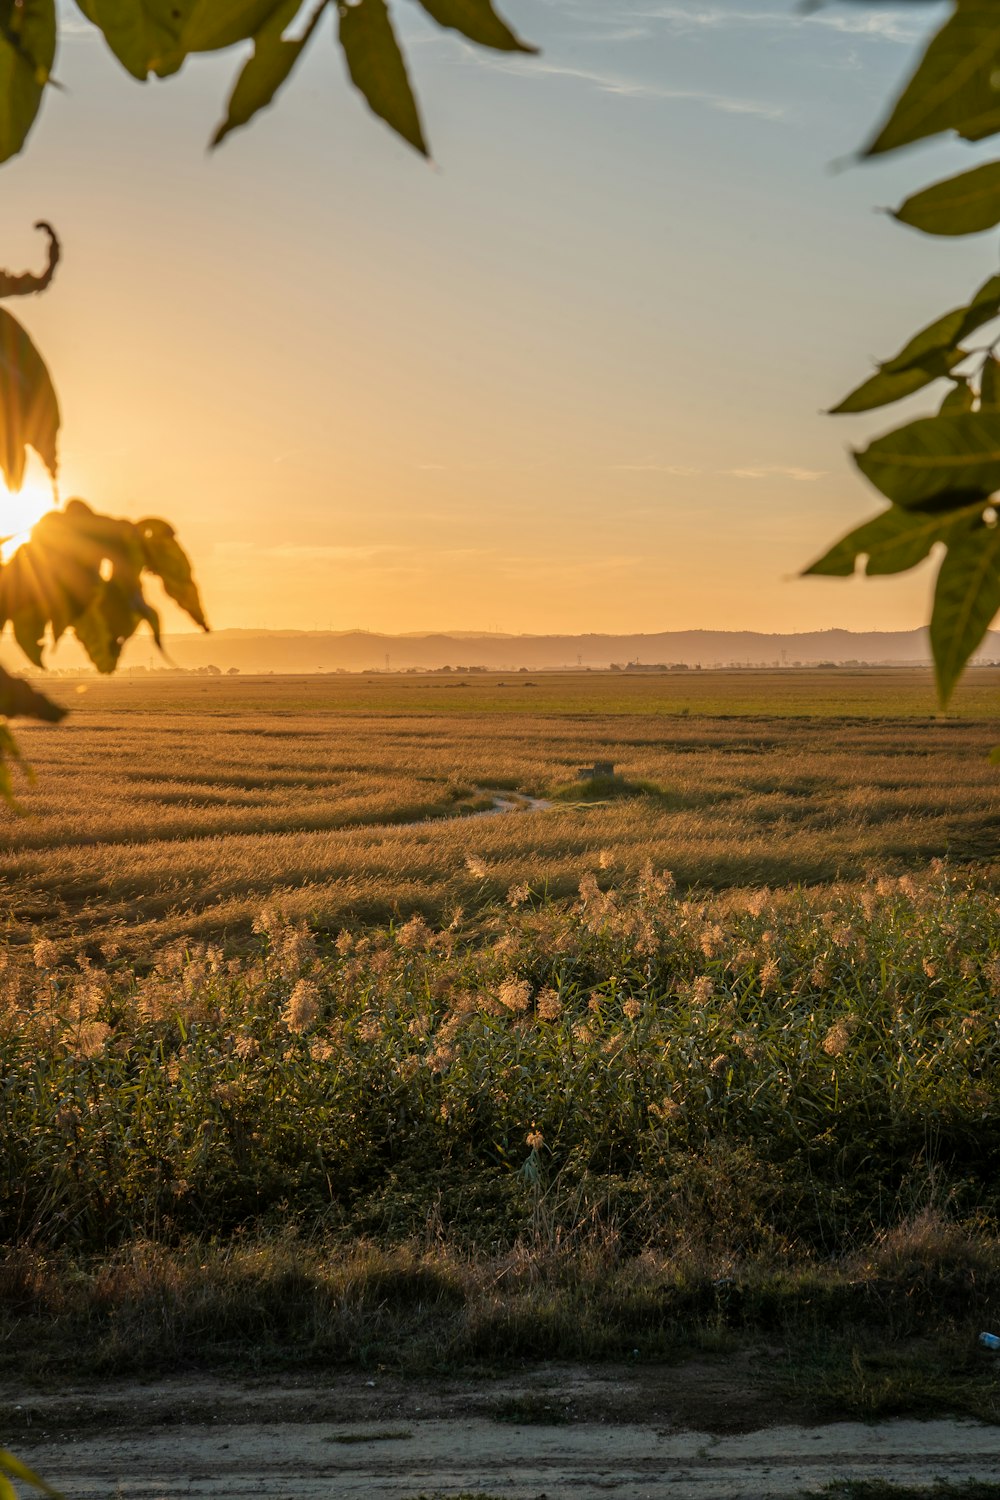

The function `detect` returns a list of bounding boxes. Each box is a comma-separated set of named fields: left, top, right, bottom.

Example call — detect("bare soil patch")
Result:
left=11, top=1367, right=1000, bottom=1499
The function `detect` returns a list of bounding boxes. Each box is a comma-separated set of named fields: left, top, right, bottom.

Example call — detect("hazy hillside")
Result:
left=11, top=626, right=1000, bottom=675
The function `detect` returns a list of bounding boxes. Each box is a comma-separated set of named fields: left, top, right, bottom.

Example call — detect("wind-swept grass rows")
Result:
left=3, top=674, right=999, bottom=947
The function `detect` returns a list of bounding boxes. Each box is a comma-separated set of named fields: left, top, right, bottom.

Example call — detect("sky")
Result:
left=1, top=0, right=988, bottom=637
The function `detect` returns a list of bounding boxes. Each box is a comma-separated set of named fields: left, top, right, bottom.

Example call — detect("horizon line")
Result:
left=151, top=624, right=951, bottom=640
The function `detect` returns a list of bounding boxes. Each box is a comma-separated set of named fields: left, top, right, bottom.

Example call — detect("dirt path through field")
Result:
left=10, top=1367, right=1000, bottom=1499
left=401, top=788, right=554, bottom=830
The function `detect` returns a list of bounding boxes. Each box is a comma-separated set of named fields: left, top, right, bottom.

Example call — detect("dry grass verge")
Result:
left=3, top=1216, right=1000, bottom=1428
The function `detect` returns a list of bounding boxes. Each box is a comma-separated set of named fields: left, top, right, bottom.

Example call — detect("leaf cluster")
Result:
left=0, top=226, right=205, bottom=805
left=809, top=0, right=1000, bottom=703
left=0, top=501, right=206, bottom=674
left=0, top=0, right=536, bottom=166
left=0, top=495, right=206, bottom=804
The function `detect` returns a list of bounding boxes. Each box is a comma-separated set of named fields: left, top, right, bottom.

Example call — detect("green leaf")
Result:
left=72, top=574, right=159, bottom=674
left=0, top=664, right=66, bottom=722
left=0, top=502, right=205, bottom=671
left=0, top=306, right=59, bottom=489
left=942, top=271, right=1000, bottom=352
left=0, top=500, right=141, bottom=664
left=831, top=350, right=965, bottom=415
left=158, top=0, right=304, bottom=76
left=854, top=412, right=1000, bottom=510
left=804, top=501, right=985, bottom=578
left=212, top=1, right=321, bottom=146
left=939, top=380, right=975, bottom=415
left=73, top=0, right=277, bottom=79
left=414, top=0, right=536, bottom=53
left=0, top=1449, right=62, bottom=1498
left=865, top=2, right=1000, bottom=157
left=338, top=0, right=427, bottom=156
left=930, top=519, right=1000, bottom=703
left=895, top=160, right=1000, bottom=237
left=178, top=0, right=301, bottom=53
left=213, top=35, right=308, bottom=144
left=54, top=506, right=156, bottom=673
left=883, top=274, right=1000, bottom=376
left=982, top=356, right=1000, bottom=408
left=0, top=0, right=56, bottom=164
left=86, top=0, right=312, bottom=137
left=72, top=0, right=145, bottom=80
left=137, top=517, right=208, bottom=628
left=73, top=0, right=197, bottom=79
left=0, top=508, right=106, bottom=663
left=832, top=273, right=1000, bottom=414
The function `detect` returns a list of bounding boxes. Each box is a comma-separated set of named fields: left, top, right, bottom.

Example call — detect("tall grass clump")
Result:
left=2, top=860, right=999, bottom=1256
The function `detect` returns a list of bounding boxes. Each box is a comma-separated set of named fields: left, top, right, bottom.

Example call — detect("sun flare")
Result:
left=0, top=483, right=58, bottom=561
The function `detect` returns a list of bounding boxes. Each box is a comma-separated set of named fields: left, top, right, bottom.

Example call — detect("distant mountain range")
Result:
left=13, top=626, right=1000, bottom=674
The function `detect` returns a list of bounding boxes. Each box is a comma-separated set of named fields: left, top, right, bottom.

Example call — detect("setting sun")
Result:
left=0, top=481, right=57, bottom=560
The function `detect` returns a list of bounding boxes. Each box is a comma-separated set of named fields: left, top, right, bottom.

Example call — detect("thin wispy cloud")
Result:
left=413, top=461, right=505, bottom=471
left=725, top=465, right=827, bottom=481
left=494, top=55, right=786, bottom=118
left=571, top=27, right=654, bottom=45
left=434, top=0, right=926, bottom=120
left=543, top=0, right=926, bottom=45
left=215, top=542, right=395, bottom=562
left=266, top=545, right=395, bottom=561
left=607, top=463, right=827, bottom=481
left=640, top=5, right=922, bottom=43
left=498, top=552, right=644, bottom=583
left=806, top=12, right=924, bottom=43
left=608, top=463, right=701, bottom=475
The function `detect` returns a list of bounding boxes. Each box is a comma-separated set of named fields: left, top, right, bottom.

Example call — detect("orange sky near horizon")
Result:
left=0, top=1, right=976, bottom=640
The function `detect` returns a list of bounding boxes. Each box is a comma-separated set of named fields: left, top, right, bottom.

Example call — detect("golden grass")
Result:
left=2, top=673, right=997, bottom=949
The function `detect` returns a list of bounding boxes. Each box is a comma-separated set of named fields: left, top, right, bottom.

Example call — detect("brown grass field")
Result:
left=3, top=668, right=998, bottom=950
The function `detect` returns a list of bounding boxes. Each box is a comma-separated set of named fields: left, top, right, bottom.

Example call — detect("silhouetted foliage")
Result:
left=807, top=0, right=1000, bottom=704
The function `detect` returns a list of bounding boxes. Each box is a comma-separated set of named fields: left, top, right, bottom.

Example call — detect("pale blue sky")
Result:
left=4, top=0, right=986, bottom=634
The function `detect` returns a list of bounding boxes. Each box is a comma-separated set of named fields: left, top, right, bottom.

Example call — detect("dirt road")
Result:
left=10, top=1368, right=1000, bottom=1499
